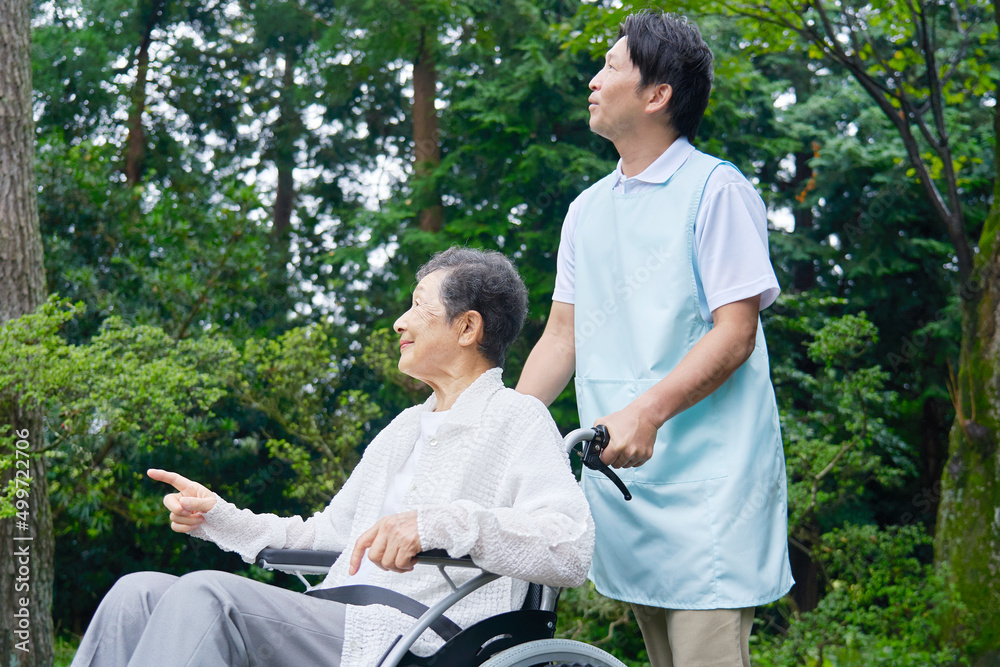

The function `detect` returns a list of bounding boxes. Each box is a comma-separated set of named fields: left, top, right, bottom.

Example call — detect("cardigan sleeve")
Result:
left=415, top=403, right=595, bottom=587
left=187, top=450, right=372, bottom=564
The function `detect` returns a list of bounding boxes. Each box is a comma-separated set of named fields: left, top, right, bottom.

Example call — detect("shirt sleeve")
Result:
left=188, top=447, right=372, bottom=563
left=694, top=165, right=780, bottom=321
left=551, top=196, right=582, bottom=305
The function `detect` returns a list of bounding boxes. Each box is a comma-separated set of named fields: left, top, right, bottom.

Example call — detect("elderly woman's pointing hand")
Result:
left=147, top=468, right=217, bottom=533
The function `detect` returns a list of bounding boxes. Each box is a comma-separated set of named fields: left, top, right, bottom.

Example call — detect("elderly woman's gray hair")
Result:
left=416, top=247, right=528, bottom=367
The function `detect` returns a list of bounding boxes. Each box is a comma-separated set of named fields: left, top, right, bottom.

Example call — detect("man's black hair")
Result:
left=618, top=11, right=714, bottom=140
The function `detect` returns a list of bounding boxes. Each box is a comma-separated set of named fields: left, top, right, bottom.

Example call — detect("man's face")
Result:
left=587, top=37, right=647, bottom=141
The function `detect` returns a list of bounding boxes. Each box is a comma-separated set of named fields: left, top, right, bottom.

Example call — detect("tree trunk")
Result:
left=0, top=11, right=45, bottom=321
left=272, top=51, right=298, bottom=242
left=789, top=144, right=817, bottom=292
left=788, top=540, right=819, bottom=612
left=935, top=206, right=1000, bottom=664
left=935, top=3, right=1000, bottom=658
left=412, top=26, right=442, bottom=233
left=0, top=0, right=54, bottom=664
left=125, top=0, right=166, bottom=186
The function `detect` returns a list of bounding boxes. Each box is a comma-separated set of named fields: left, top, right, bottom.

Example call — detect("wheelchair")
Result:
left=255, top=426, right=632, bottom=667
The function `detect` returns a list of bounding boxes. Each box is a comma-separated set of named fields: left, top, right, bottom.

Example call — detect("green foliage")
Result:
left=555, top=582, right=648, bottom=667
left=0, top=299, right=79, bottom=518
left=62, top=319, right=237, bottom=445
left=235, top=325, right=382, bottom=509
left=0, top=297, right=80, bottom=411
left=35, top=138, right=290, bottom=344
left=555, top=582, right=625, bottom=641
left=755, top=298, right=975, bottom=661
left=755, top=525, right=971, bottom=666
left=771, top=301, right=909, bottom=536
left=54, top=634, right=79, bottom=667
left=0, top=296, right=239, bottom=520
left=0, top=295, right=382, bottom=632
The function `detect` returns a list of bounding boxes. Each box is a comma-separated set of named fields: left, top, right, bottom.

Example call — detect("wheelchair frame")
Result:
left=254, top=427, right=629, bottom=667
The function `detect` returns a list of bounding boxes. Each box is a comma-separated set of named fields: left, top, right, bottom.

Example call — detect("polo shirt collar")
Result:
left=612, top=136, right=696, bottom=189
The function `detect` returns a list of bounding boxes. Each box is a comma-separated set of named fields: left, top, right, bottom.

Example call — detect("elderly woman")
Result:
left=71, top=247, right=595, bottom=667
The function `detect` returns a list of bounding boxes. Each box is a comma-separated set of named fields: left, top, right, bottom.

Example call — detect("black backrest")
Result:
left=520, top=583, right=544, bottom=611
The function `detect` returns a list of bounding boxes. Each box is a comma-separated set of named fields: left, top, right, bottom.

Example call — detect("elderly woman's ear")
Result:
left=456, top=310, right=485, bottom=348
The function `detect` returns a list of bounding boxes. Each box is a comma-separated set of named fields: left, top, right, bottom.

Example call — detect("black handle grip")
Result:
left=581, top=425, right=632, bottom=501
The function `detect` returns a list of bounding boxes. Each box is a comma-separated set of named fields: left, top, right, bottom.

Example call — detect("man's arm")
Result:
left=597, top=295, right=761, bottom=468
left=516, top=301, right=576, bottom=406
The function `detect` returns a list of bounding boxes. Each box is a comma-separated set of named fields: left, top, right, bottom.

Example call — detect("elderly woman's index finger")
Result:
left=147, top=468, right=191, bottom=492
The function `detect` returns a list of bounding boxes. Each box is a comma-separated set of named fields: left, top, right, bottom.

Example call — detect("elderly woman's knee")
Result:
left=158, top=570, right=237, bottom=608
left=105, top=571, right=177, bottom=614
left=111, top=572, right=176, bottom=596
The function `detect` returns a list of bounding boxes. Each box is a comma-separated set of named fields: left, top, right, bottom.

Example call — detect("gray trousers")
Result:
left=71, top=570, right=346, bottom=667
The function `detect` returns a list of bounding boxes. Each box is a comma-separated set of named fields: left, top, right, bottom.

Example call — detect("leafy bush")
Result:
left=755, top=524, right=970, bottom=666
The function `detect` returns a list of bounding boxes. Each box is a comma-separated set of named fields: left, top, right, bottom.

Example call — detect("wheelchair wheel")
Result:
left=479, top=638, right=627, bottom=667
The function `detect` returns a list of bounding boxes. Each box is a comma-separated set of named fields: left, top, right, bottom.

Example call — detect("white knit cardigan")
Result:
left=190, top=368, right=595, bottom=666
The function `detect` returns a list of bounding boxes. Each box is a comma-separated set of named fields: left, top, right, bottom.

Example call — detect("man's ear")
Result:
left=457, top=311, right=484, bottom=348
left=645, top=83, right=671, bottom=116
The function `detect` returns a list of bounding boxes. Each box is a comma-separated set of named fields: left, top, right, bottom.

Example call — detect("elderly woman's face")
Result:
left=393, top=270, right=460, bottom=381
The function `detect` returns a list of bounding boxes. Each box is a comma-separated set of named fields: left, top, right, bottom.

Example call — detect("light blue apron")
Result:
left=574, top=150, right=794, bottom=609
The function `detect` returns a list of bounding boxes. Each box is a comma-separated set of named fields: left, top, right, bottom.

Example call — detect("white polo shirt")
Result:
left=553, top=137, right=780, bottom=321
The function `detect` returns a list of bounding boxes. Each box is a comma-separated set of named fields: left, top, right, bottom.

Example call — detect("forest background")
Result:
left=1, top=0, right=998, bottom=665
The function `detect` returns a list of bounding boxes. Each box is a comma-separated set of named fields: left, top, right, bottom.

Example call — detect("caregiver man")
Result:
left=517, top=11, right=793, bottom=667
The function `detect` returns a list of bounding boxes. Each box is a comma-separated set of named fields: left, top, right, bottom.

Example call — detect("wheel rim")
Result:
left=479, top=638, right=628, bottom=667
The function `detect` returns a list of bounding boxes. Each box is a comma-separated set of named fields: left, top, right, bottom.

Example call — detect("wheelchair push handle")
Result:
left=563, top=425, right=632, bottom=501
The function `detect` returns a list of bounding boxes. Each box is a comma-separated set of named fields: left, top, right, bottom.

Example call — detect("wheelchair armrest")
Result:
left=256, top=549, right=341, bottom=574
left=255, top=548, right=477, bottom=575
left=413, top=549, right=477, bottom=569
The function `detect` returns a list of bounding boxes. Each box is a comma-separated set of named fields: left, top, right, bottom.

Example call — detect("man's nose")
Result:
left=590, top=65, right=607, bottom=90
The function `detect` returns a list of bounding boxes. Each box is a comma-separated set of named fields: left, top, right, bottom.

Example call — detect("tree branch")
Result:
left=591, top=614, right=631, bottom=647
left=915, top=0, right=965, bottom=244
left=815, top=436, right=857, bottom=481
left=725, top=0, right=975, bottom=278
